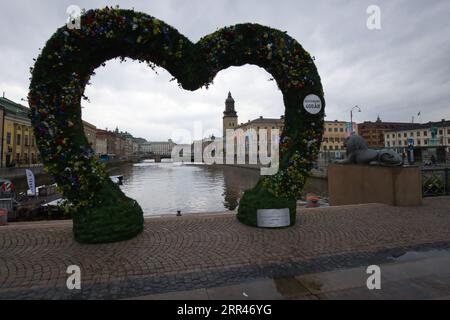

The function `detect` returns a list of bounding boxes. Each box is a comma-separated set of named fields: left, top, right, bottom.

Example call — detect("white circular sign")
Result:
left=303, top=94, right=322, bottom=114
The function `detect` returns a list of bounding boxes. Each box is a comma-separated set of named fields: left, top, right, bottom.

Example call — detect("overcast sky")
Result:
left=0, top=0, right=449, bottom=141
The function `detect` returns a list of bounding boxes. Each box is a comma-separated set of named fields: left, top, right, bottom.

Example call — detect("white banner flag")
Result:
left=25, top=169, right=36, bottom=196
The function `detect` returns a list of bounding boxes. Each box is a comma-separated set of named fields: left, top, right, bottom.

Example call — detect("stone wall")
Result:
left=328, top=164, right=422, bottom=206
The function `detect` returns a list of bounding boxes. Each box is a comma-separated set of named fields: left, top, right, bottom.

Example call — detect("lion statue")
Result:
left=335, top=135, right=403, bottom=166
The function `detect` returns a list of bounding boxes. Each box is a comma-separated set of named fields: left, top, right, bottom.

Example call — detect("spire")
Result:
left=376, top=115, right=381, bottom=122
left=223, top=91, right=237, bottom=117
left=226, top=91, right=234, bottom=105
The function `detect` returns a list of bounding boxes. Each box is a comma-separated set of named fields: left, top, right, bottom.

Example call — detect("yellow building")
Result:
left=82, top=120, right=97, bottom=149
left=321, top=120, right=356, bottom=151
left=0, top=96, right=40, bottom=168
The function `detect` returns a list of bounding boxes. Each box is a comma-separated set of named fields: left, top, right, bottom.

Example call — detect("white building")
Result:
left=140, top=140, right=176, bottom=155
left=384, top=119, right=450, bottom=162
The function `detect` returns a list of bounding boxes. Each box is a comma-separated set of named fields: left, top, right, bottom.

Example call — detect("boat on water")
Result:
left=109, top=175, right=124, bottom=185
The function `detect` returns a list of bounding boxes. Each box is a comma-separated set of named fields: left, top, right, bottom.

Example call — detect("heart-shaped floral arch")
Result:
left=29, top=8, right=325, bottom=243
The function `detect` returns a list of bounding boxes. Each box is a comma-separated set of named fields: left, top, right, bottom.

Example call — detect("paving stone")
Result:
left=0, top=197, right=449, bottom=299
left=295, top=266, right=368, bottom=294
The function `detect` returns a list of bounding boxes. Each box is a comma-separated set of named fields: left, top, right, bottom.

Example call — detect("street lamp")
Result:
left=350, top=105, right=361, bottom=134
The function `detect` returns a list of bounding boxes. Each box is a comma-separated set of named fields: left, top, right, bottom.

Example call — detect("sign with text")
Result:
left=25, top=169, right=36, bottom=196
left=303, top=94, right=322, bottom=114
left=257, top=208, right=290, bottom=228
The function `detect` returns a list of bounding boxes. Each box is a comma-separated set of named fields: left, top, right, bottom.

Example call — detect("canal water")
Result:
left=108, top=160, right=328, bottom=216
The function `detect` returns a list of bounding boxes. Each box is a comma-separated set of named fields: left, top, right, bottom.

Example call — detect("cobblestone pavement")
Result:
left=0, top=197, right=449, bottom=299
left=133, top=248, right=450, bottom=300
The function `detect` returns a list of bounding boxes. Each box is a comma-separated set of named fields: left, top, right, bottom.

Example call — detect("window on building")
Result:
left=16, top=153, right=20, bottom=161
left=398, top=133, right=401, bottom=138
left=323, top=145, right=327, bottom=150
left=417, top=131, right=421, bottom=137
left=339, top=128, right=343, bottom=132
left=439, top=130, right=443, bottom=135
left=424, top=139, right=428, bottom=145
left=334, top=128, right=338, bottom=132
left=424, top=131, right=428, bottom=136
left=387, top=141, right=390, bottom=147
left=403, top=133, right=407, bottom=137
left=410, top=132, right=413, bottom=137
left=25, top=136, right=29, bottom=146
left=6, top=132, right=11, bottom=144
left=417, top=140, right=421, bottom=145
left=17, top=134, right=21, bottom=146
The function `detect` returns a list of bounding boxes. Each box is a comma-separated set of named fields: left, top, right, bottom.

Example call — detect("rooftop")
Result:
left=385, top=119, right=450, bottom=132
left=0, top=96, right=30, bottom=118
left=237, top=116, right=284, bottom=128
left=142, top=140, right=175, bottom=145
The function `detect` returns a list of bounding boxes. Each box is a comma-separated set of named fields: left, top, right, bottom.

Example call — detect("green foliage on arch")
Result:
left=29, top=7, right=325, bottom=243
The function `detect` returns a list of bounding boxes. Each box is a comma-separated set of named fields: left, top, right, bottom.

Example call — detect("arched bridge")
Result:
left=139, top=152, right=173, bottom=163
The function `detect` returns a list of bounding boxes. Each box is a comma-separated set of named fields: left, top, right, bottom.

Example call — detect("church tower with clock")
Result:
left=222, top=91, right=238, bottom=140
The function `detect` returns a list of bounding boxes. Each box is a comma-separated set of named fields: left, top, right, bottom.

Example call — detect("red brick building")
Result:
left=95, top=128, right=137, bottom=159
left=357, top=117, right=416, bottom=148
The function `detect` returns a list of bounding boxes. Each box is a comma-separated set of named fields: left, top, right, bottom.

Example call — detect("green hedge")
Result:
left=237, top=182, right=297, bottom=227
left=29, top=7, right=324, bottom=243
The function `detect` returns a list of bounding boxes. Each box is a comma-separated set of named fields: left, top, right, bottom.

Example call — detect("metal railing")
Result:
left=421, top=167, right=450, bottom=197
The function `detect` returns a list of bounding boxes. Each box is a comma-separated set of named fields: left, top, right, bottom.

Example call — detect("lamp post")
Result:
left=350, top=105, right=361, bottom=134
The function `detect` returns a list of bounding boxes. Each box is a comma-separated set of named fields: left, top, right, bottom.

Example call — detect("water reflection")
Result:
left=221, top=165, right=260, bottom=210
left=108, top=161, right=327, bottom=216
left=10, top=161, right=327, bottom=215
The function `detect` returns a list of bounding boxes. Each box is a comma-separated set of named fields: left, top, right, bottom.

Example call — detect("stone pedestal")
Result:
left=328, top=164, right=422, bottom=206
